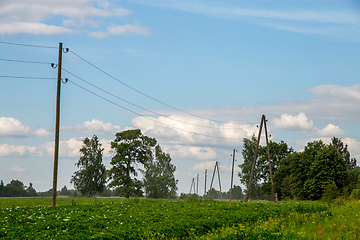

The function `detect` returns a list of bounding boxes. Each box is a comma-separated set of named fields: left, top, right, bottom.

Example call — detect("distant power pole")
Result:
left=229, top=149, right=236, bottom=201
left=196, top=174, right=199, bottom=195
left=52, top=42, right=63, bottom=207
left=190, top=178, right=195, bottom=194
left=208, top=161, right=222, bottom=200
left=204, top=169, right=207, bottom=196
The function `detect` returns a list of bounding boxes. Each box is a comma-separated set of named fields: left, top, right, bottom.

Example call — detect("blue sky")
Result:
left=1, top=0, right=360, bottom=195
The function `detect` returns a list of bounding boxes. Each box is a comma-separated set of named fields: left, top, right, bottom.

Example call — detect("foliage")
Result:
left=331, top=137, right=357, bottom=169
left=238, top=135, right=262, bottom=199
left=239, top=135, right=292, bottom=200
left=350, top=189, right=360, bottom=200
left=0, top=180, right=31, bottom=197
left=70, top=135, right=106, bottom=197
left=204, top=185, right=244, bottom=200
left=107, top=129, right=157, bottom=198
left=196, top=200, right=360, bottom=240
left=142, top=145, right=178, bottom=198
left=26, top=183, right=37, bottom=197
left=272, top=139, right=352, bottom=201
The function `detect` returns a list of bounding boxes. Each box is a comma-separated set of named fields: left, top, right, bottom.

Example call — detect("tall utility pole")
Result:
left=229, top=149, right=236, bottom=201
left=204, top=169, right=207, bottom=196
left=196, top=174, right=199, bottom=195
left=243, top=115, right=276, bottom=203
left=208, top=161, right=222, bottom=200
left=52, top=42, right=63, bottom=207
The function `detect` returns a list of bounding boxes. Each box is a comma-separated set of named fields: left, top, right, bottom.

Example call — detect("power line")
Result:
left=0, top=75, right=57, bottom=80
left=68, top=79, right=243, bottom=140
left=63, top=68, right=250, bottom=130
left=69, top=50, right=244, bottom=124
left=0, top=41, right=57, bottom=49
left=0, top=58, right=51, bottom=65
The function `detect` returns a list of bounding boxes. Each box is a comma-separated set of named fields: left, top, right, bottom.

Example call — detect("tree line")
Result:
left=239, top=136, right=360, bottom=201
left=71, top=129, right=178, bottom=198
left=1, top=129, right=178, bottom=199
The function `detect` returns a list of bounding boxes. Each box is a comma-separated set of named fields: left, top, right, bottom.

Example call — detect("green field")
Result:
left=0, top=197, right=359, bottom=239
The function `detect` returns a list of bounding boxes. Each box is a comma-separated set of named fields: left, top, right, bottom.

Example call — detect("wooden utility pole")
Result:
left=204, top=169, right=207, bottom=196
left=190, top=178, right=195, bottom=194
left=196, top=174, right=199, bottom=195
left=207, top=161, right=222, bottom=200
left=52, top=42, right=63, bottom=207
left=243, top=115, right=276, bottom=203
left=264, top=119, right=276, bottom=203
left=229, top=149, right=236, bottom=201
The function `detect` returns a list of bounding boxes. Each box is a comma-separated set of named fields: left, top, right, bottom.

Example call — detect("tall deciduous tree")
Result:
left=108, top=129, right=157, bottom=198
left=142, top=145, right=178, bottom=198
left=71, top=135, right=106, bottom=197
left=331, top=137, right=357, bottom=170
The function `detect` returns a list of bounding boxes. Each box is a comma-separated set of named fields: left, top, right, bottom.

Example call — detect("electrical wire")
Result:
left=69, top=50, right=251, bottom=125
left=63, top=68, right=251, bottom=130
left=68, top=79, right=243, bottom=140
left=0, top=58, right=51, bottom=65
left=0, top=75, right=57, bottom=80
left=0, top=41, right=57, bottom=49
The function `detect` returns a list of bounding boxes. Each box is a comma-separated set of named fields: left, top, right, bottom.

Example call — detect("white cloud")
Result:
left=272, top=112, right=313, bottom=130
left=131, top=115, right=258, bottom=147
left=0, top=117, right=31, bottom=137
left=191, top=161, right=230, bottom=172
left=0, top=117, right=52, bottom=138
left=0, top=0, right=141, bottom=36
left=163, top=145, right=219, bottom=160
left=89, top=24, right=151, bottom=38
left=343, top=138, right=360, bottom=161
left=192, top=161, right=218, bottom=171
left=228, top=8, right=359, bottom=24
left=107, top=24, right=151, bottom=35
left=0, top=144, right=43, bottom=158
left=0, top=22, right=73, bottom=35
left=88, top=31, right=109, bottom=39
left=5, top=167, right=26, bottom=172
left=61, top=119, right=121, bottom=136
left=42, top=137, right=113, bottom=158
left=33, top=128, right=53, bottom=137
left=128, top=0, right=360, bottom=38
left=315, top=123, right=345, bottom=137
left=309, top=84, right=360, bottom=101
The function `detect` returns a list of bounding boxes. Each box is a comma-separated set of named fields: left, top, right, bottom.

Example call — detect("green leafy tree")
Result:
left=238, top=135, right=263, bottom=199
left=59, top=185, right=71, bottom=196
left=0, top=180, right=4, bottom=197
left=26, top=182, right=37, bottom=196
left=2, top=180, right=29, bottom=197
left=331, top=137, right=357, bottom=170
left=229, top=185, right=244, bottom=200
left=108, top=129, right=157, bottom=198
left=273, top=154, right=294, bottom=200
left=239, top=135, right=292, bottom=200
left=290, top=140, right=326, bottom=200
left=142, top=145, right=178, bottom=198
left=71, top=135, right=106, bottom=197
